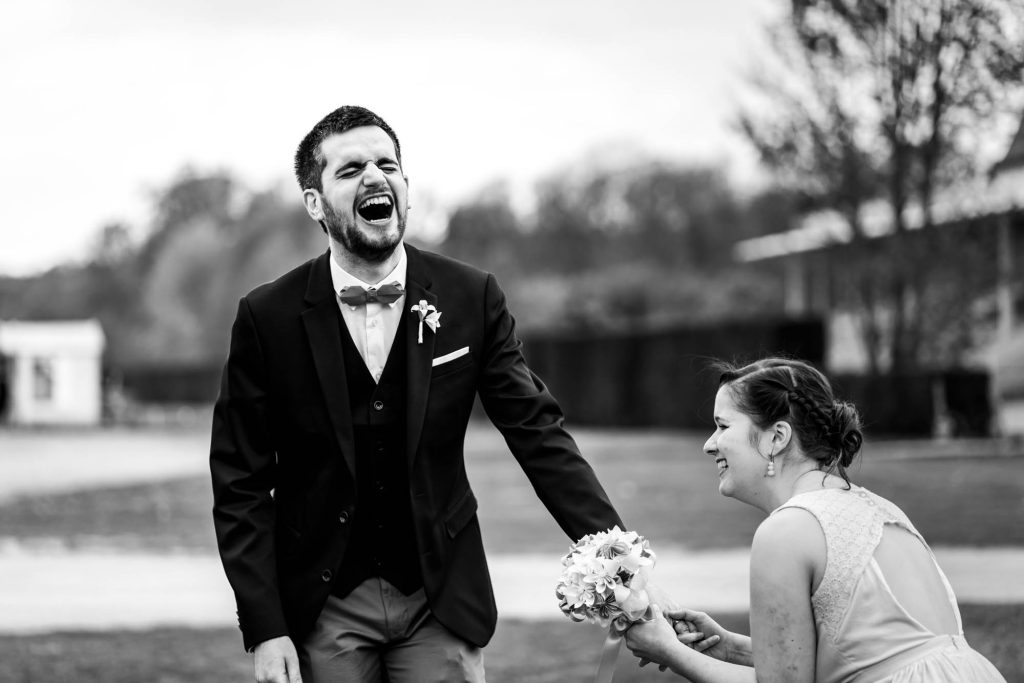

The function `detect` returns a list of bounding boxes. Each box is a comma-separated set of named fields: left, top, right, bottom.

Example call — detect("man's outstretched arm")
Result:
left=476, top=273, right=624, bottom=539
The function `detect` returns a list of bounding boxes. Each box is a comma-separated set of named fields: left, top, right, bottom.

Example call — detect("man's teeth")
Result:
left=717, top=460, right=728, bottom=470
left=357, top=195, right=394, bottom=222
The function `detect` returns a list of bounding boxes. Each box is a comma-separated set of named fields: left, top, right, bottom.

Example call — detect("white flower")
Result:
left=556, top=526, right=656, bottom=629
left=410, top=299, right=441, bottom=344
left=424, top=309, right=441, bottom=332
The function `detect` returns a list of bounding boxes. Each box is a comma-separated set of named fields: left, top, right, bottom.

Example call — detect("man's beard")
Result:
left=322, top=196, right=406, bottom=263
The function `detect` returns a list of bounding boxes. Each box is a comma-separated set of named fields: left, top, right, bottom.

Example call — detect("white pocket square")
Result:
left=432, top=346, right=469, bottom=367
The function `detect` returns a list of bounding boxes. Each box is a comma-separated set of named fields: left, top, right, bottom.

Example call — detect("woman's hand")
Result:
left=625, top=605, right=688, bottom=672
left=667, top=607, right=752, bottom=666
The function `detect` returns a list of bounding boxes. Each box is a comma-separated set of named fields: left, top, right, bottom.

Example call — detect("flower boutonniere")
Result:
left=410, top=299, right=441, bottom=344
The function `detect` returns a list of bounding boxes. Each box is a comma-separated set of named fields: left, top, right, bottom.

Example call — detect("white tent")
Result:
left=0, top=319, right=105, bottom=426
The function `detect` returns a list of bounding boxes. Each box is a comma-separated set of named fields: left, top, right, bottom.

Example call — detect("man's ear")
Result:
left=302, top=189, right=323, bottom=221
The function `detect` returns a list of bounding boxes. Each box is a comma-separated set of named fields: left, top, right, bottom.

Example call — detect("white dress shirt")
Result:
left=329, top=245, right=408, bottom=383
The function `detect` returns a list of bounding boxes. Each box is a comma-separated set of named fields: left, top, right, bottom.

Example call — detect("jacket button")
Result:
left=338, top=511, right=350, bottom=524
left=373, top=400, right=384, bottom=411
left=321, top=569, right=332, bottom=582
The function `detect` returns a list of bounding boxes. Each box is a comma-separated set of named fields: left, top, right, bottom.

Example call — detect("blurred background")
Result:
left=1, top=0, right=1023, bottom=681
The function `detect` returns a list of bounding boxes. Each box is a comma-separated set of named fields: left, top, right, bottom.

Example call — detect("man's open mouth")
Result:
left=357, top=195, right=394, bottom=222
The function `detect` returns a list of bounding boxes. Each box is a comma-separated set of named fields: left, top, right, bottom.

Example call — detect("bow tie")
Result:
left=338, top=282, right=405, bottom=306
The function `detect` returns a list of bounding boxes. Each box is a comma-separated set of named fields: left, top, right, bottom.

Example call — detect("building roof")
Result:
left=993, top=115, right=1024, bottom=176
left=735, top=112, right=1024, bottom=263
left=0, top=319, right=105, bottom=355
left=734, top=168, right=1024, bottom=262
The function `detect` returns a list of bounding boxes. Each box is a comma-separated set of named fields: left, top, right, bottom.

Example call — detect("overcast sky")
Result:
left=1, top=0, right=781, bottom=275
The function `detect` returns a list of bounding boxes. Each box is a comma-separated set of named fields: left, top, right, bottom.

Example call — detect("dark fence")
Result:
left=831, top=371, right=990, bottom=437
left=522, top=318, right=826, bottom=430
left=108, top=319, right=824, bottom=417
left=108, top=317, right=991, bottom=438
left=114, top=363, right=222, bottom=404
left=523, top=320, right=990, bottom=437
left=943, top=370, right=992, bottom=436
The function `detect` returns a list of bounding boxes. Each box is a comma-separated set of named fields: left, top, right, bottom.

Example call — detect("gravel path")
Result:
left=2, top=545, right=1021, bottom=634
left=0, top=429, right=209, bottom=501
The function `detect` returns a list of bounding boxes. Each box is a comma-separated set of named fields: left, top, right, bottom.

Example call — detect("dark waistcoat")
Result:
left=333, top=309, right=422, bottom=597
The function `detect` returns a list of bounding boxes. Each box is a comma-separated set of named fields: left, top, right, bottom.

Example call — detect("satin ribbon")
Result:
left=594, top=624, right=628, bottom=683
left=593, top=573, right=652, bottom=683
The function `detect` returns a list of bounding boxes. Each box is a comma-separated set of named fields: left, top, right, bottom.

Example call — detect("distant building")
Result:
left=732, top=113, right=1024, bottom=434
left=0, top=320, right=105, bottom=426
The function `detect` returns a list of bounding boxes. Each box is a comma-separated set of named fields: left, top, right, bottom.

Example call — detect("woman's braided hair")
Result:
left=713, top=357, right=864, bottom=485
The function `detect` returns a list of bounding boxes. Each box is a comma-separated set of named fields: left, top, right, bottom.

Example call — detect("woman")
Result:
left=625, top=358, right=1005, bottom=682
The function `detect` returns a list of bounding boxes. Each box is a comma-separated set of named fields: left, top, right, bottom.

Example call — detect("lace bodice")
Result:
left=776, top=486, right=925, bottom=640
left=772, top=486, right=1002, bottom=683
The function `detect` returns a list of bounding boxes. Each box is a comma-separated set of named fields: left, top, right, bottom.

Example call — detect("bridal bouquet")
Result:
left=556, top=525, right=656, bottom=627
left=556, top=527, right=656, bottom=681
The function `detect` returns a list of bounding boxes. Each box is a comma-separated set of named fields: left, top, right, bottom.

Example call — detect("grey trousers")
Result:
left=298, top=577, right=485, bottom=683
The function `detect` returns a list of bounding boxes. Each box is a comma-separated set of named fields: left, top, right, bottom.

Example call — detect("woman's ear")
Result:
left=772, top=421, right=793, bottom=452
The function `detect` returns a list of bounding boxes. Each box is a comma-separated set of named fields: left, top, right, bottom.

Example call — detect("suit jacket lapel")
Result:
left=404, top=245, right=437, bottom=469
left=301, top=251, right=357, bottom=477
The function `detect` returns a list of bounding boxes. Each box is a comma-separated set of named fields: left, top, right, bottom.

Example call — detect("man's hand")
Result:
left=638, top=584, right=725, bottom=670
left=639, top=581, right=682, bottom=671
left=254, top=635, right=302, bottom=683
left=644, top=580, right=680, bottom=612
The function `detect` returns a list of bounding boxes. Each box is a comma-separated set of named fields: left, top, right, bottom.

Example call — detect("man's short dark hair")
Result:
left=294, top=105, right=402, bottom=192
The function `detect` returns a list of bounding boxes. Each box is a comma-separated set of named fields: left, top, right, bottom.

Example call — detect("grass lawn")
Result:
left=0, top=426, right=1021, bottom=681
left=1, top=427, right=1022, bottom=554
left=1, top=605, right=1020, bottom=682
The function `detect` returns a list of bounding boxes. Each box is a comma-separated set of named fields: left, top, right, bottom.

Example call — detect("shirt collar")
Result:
left=329, top=243, right=408, bottom=302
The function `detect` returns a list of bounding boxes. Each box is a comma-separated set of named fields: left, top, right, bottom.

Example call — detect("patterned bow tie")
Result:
left=338, top=282, right=405, bottom=306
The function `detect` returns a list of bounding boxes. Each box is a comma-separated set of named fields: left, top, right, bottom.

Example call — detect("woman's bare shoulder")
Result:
left=752, top=507, right=826, bottom=576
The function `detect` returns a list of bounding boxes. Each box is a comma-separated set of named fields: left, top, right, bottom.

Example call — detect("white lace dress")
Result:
left=774, top=486, right=1006, bottom=682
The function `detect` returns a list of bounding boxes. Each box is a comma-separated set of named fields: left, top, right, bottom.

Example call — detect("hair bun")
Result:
left=831, top=401, right=863, bottom=467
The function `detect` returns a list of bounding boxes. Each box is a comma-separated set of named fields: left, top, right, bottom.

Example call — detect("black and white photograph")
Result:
left=1, top=1, right=1022, bottom=681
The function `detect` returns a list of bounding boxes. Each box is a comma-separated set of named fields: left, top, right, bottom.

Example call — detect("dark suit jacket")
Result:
left=210, top=244, right=623, bottom=651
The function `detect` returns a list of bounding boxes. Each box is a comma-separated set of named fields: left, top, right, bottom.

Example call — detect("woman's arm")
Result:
left=748, top=509, right=823, bottom=683
left=626, top=508, right=822, bottom=682
left=666, top=608, right=754, bottom=666
left=625, top=606, right=757, bottom=683
left=625, top=508, right=823, bottom=682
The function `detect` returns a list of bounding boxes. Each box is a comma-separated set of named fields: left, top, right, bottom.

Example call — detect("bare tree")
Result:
left=742, top=0, right=1024, bottom=373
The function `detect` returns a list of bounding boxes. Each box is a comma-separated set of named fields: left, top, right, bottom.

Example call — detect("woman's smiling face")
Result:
left=703, top=385, right=771, bottom=504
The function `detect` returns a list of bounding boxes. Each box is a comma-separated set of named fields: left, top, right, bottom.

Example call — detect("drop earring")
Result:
left=765, top=448, right=776, bottom=477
